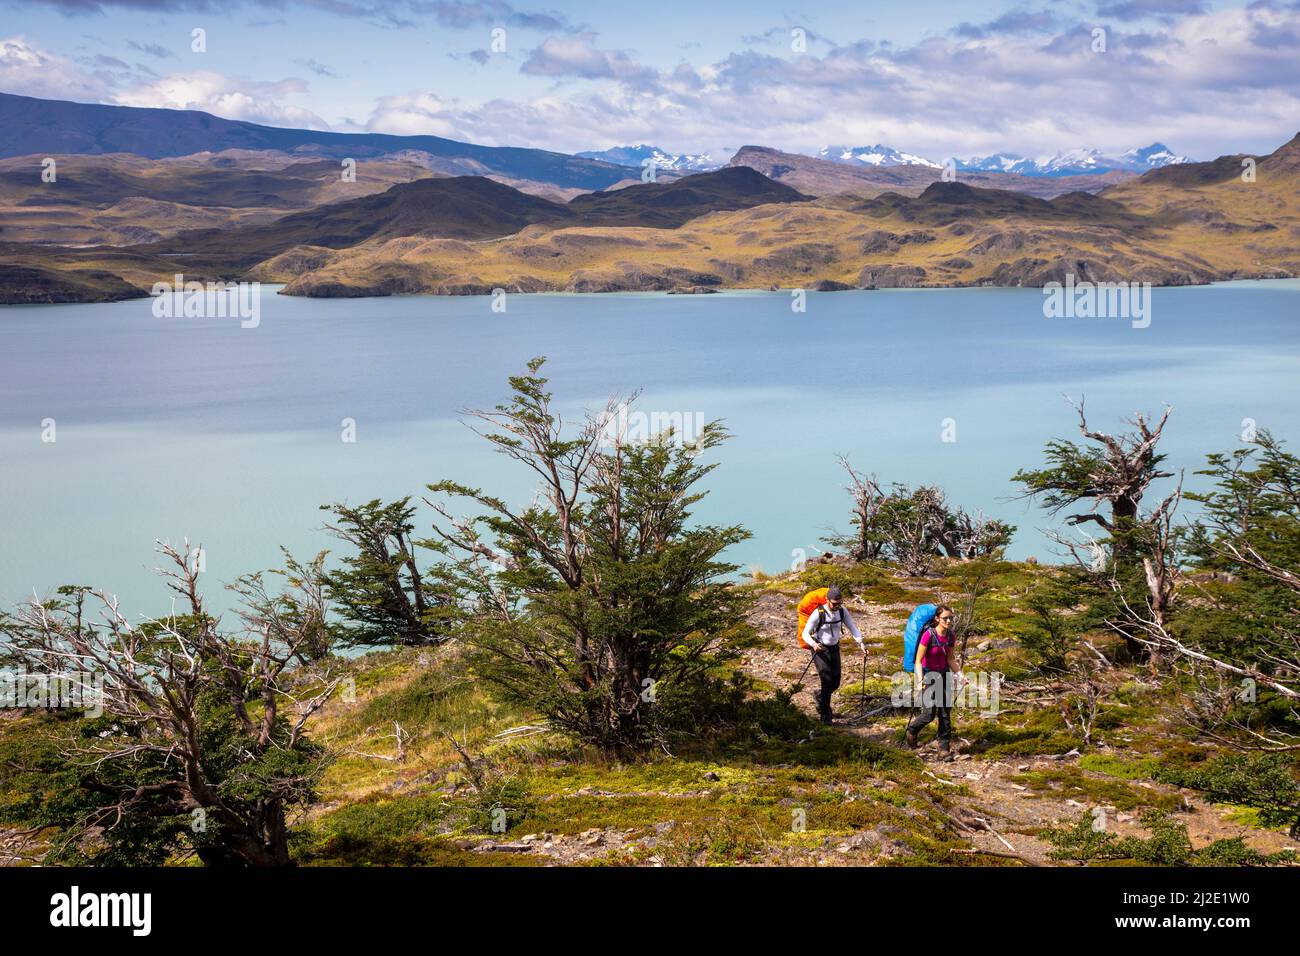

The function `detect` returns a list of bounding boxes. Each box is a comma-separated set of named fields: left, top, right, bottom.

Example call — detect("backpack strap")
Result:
left=921, top=627, right=950, bottom=660
left=806, top=606, right=827, bottom=647
left=811, top=606, right=843, bottom=643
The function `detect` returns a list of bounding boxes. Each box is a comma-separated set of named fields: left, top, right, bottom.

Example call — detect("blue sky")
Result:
left=3, top=0, right=1298, bottom=161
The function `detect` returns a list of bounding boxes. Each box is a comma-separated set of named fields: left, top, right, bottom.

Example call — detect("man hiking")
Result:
left=905, top=604, right=960, bottom=758
left=800, top=585, right=865, bottom=724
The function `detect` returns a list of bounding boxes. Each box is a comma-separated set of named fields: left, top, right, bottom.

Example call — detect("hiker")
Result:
left=800, top=585, right=865, bottom=724
left=905, top=604, right=960, bottom=758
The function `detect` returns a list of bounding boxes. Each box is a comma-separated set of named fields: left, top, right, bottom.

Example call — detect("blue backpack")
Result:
left=902, top=604, right=937, bottom=672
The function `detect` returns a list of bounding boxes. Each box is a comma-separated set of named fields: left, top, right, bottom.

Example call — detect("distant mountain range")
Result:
left=0, top=91, right=637, bottom=193
left=809, top=141, right=1191, bottom=177
left=816, top=144, right=942, bottom=169
left=583, top=141, right=1192, bottom=178
left=958, top=143, right=1192, bottom=177
left=1, top=90, right=1190, bottom=192
left=576, top=145, right=722, bottom=172
left=0, top=91, right=1294, bottom=304
left=728, top=145, right=1131, bottom=199
left=264, top=134, right=1299, bottom=297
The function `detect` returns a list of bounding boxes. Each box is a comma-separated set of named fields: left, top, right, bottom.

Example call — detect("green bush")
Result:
left=1156, top=752, right=1300, bottom=837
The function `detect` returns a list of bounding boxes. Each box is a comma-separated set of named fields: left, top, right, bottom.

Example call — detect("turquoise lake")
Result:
left=1, top=281, right=1297, bottom=617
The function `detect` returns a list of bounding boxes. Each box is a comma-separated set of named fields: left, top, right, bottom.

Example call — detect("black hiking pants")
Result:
left=811, top=644, right=842, bottom=717
left=907, top=668, right=952, bottom=744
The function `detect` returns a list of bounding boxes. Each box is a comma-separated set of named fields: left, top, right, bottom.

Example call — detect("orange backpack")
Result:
left=796, top=587, right=831, bottom=648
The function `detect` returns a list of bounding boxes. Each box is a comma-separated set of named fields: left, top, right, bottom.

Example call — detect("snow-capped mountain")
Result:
left=816, top=144, right=941, bottom=169
left=958, top=152, right=1040, bottom=175
left=576, top=145, right=722, bottom=173
left=1027, top=147, right=1114, bottom=176
left=961, top=143, right=1192, bottom=177
left=1120, top=142, right=1192, bottom=171
left=809, top=141, right=1192, bottom=177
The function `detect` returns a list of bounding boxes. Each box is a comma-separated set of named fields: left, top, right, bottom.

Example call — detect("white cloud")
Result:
left=364, top=5, right=1300, bottom=160
left=0, top=36, right=109, bottom=101
left=113, top=71, right=330, bottom=128
left=1, top=35, right=331, bottom=130
left=521, top=35, right=655, bottom=81
left=365, top=91, right=467, bottom=136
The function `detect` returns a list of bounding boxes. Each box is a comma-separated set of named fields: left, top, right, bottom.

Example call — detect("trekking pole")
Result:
left=791, top=649, right=815, bottom=693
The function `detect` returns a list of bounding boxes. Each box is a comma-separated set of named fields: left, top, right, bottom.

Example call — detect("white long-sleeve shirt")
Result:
left=801, top=606, right=864, bottom=650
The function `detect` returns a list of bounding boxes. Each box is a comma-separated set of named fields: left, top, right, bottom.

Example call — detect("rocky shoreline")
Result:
left=4, top=266, right=1298, bottom=306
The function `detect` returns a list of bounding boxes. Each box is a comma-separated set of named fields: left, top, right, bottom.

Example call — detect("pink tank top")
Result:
left=919, top=627, right=951, bottom=670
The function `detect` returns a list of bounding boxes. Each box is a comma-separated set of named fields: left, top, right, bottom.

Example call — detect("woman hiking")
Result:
left=799, top=585, right=865, bottom=724
left=905, top=604, right=960, bottom=758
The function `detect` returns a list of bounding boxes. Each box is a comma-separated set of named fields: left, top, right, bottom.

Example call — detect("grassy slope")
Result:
left=279, top=559, right=1298, bottom=867
left=1, top=558, right=1293, bottom=866
left=0, top=153, right=436, bottom=247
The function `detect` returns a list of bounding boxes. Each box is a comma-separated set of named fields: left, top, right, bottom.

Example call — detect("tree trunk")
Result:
left=1110, top=496, right=1138, bottom=563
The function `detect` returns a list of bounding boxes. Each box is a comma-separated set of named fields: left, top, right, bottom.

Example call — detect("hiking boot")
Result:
left=939, top=741, right=952, bottom=761
left=819, top=711, right=834, bottom=725
left=905, top=729, right=919, bottom=749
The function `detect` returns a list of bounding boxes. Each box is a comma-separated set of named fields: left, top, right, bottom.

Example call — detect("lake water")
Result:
left=2, top=281, right=1298, bottom=618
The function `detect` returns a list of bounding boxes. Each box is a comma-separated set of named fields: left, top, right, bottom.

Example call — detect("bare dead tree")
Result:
left=347, top=722, right=411, bottom=762
left=1060, top=657, right=1103, bottom=748
left=830, top=456, right=886, bottom=561
left=892, top=509, right=935, bottom=576
left=939, top=508, right=1016, bottom=560
left=228, top=549, right=334, bottom=665
left=1173, top=659, right=1300, bottom=752
left=944, top=554, right=998, bottom=671
left=1131, top=476, right=1184, bottom=667
left=1, top=541, right=339, bottom=866
left=1115, top=566, right=1300, bottom=705
left=824, top=462, right=1014, bottom=575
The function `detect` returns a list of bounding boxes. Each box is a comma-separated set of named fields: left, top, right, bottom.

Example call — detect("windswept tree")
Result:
left=0, top=543, right=337, bottom=866
left=424, top=358, right=757, bottom=752
left=828, top=462, right=1014, bottom=574
left=1014, top=400, right=1173, bottom=563
left=1173, top=431, right=1300, bottom=720
left=1014, top=402, right=1177, bottom=661
left=319, top=497, right=450, bottom=648
left=937, top=505, right=1016, bottom=561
